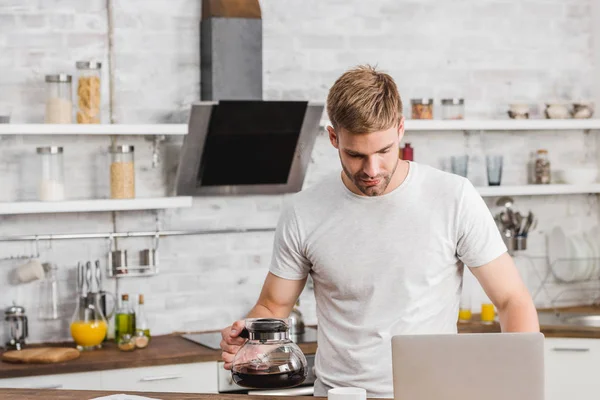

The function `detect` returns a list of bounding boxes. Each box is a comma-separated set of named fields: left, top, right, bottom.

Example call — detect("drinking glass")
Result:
left=451, top=155, right=469, bottom=177
left=486, top=155, right=504, bottom=186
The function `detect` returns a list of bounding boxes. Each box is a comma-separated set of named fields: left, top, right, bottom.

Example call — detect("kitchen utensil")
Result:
left=15, top=258, right=45, bottom=283
left=232, top=318, right=308, bottom=389
left=93, top=260, right=116, bottom=323
left=495, top=196, right=514, bottom=209
left=139, top=249, right=156, bottom=267
left=514, top=212, right=523, bottom=233
left=289, top=300, right=305, bottom=336
left=5, top=304, right=28, bottom=350
left=521, top=212, right=534, bottom=237
left=486, top=155, right=503, bottom=186
left=38, top=263, right=61, bottom=320
left=110, top=250, right=128, bottom=275
left=2, top=347, right=80, bottom=364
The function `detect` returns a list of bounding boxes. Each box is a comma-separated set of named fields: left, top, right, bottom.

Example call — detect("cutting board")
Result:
left=2, top=347, right=80, bottom=364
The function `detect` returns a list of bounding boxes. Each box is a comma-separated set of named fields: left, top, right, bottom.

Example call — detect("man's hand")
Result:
left=220, top=320, right=246, bottom=370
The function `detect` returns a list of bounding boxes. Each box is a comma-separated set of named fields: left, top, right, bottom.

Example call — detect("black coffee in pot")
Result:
left=232, top=363, right=306, bottom=389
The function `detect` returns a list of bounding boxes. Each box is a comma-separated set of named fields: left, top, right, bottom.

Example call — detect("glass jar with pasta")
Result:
left=76, top=61, right=101, bottom=124
left=109, top=145, right=135, bottom=199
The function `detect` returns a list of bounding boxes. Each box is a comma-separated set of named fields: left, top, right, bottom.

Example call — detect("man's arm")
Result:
left=469, top=252, right=539, bottom=332
left=220, top=272, right=307, bottom=369
left=247, top=272, right=307, bottom=318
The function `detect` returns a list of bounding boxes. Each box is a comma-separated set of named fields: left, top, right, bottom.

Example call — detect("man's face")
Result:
left=328, top=121, right=404, bottom=196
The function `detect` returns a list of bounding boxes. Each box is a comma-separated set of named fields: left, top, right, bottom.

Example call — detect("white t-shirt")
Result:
left=269, top=162, right=507, bottom=398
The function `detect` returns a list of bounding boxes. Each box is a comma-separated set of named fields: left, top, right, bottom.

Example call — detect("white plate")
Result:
left=548, top=227, right=574, bottom=282
left=582, top=233, right=597, bottom=280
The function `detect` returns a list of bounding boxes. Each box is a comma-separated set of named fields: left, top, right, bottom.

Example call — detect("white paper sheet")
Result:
left=89, top=395, right=163, bottom=400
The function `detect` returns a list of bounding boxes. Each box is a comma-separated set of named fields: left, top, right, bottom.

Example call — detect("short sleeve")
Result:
left=456, top=179, right=507, bottom=267
left=269, top=201, right=312, bottom=280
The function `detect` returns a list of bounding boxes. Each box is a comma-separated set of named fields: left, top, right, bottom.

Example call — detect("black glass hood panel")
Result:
left=175, top=100, right=324, bottom=196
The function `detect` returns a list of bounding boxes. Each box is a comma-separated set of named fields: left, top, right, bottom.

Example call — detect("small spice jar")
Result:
left=534, top=149, right=551, bottom=184
left=37, top=146, right=65, bottom=201
left=76, top=61, right=101, bottom=124
left=45, top=74, right=72, bottom=124
left=441, top=98, right=464, bottom=120
left=109, top=145, right=135, bottom=199
left=118, top=333, right=136, bottom=352
left=411, top=98, right=434, bottom=120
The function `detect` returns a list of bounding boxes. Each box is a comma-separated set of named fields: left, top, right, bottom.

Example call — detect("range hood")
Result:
left=175, top=100, right=324, bottom=196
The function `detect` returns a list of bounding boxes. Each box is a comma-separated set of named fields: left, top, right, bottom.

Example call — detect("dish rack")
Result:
left=525, top=254, right=600, bottom=312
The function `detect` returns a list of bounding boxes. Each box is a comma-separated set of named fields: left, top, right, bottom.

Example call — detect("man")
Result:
left=220, top=65, right=539, bottom=397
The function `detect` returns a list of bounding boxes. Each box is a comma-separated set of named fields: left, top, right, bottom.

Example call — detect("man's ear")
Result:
left=327, top=126, right=339, bottom=149
left=397, top=116, right=405, bottom=142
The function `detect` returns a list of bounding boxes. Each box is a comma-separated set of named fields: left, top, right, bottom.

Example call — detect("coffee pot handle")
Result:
left=239, top=328, right=249, bottom=339
left=101, top=291, right=117, bottom=319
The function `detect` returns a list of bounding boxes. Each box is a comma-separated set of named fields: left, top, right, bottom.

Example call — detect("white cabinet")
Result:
left=0, top=370, right=102, bottom=390
left=97, top=362, right=218, bottom=393
left=0, top=361, right=218, bottom=393
left=545, top=338, right=600, bottom=400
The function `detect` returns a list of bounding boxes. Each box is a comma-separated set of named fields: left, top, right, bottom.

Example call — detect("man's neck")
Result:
left=341, top=160, right=411, bottom=196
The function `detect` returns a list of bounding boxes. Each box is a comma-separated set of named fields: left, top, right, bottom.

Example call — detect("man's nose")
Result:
left=363, top=157, right=379, bottom=178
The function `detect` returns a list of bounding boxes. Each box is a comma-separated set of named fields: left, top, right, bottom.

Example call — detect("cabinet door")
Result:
left=0, top=370, right=102, bottom=390
left=545, top=338, right=600, bottom=400
left=101, top=362, right=218, bottom=393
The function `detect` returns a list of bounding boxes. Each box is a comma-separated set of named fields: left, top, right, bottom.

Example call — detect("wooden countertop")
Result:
left=0, top=333, right=317, bottom=379
left=0, top=389, right=336, bottom=400
left=2, top=308, right=600, bottom=380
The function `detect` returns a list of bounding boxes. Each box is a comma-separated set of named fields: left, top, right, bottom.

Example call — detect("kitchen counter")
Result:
left=3, top=308, right=600, bottom=380
left=0, top=389, right=336, bottom=400
left=0, top=334, right=318, bottom=379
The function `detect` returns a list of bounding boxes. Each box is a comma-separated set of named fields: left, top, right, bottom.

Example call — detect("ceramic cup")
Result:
left=16, top=259, right=45, bottom=283
left=328, top=388, right=367, bottom=400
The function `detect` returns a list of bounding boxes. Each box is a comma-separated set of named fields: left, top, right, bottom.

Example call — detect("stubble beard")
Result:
left=341, top=157, right=399, bottom=197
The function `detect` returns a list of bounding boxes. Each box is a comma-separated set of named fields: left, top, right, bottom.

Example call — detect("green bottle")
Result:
left=115, top=294, right=135, bottom=341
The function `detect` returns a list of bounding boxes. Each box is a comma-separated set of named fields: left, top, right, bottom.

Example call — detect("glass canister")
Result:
left=37, top=146, right=65, bottom=201
left=76, top=61, right=101, bottom=124
left=534, top=149, right=551, bottom=184
left=411, top=98, right=434, bottom=119
left=45, top=74, right=72, bottom=124
left=441, top=98, right=465, bottom=120
left=109, top=145, right=135, bottom=199
left=232, top=318, right=307, bottom=389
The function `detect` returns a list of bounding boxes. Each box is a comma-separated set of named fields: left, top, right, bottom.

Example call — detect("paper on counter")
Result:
left=90, top=395, right=163, bottom=400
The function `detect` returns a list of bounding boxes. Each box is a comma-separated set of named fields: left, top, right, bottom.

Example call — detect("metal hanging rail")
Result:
left=0, top=227, right=276, bottom=242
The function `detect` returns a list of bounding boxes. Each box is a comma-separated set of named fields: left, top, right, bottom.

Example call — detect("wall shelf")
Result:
left=0, top=124, right=187, bottom=135
left=477, top=184, right=600, bottom=197
left=0, top=197, right=193, bottom=215
left=321, top=119, right=600, bottom=131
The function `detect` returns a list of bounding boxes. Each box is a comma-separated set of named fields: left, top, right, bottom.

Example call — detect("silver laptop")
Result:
left=392, top=333, right=544, bottom=400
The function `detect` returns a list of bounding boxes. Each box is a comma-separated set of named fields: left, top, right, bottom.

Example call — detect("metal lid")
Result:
left=36, top=146, right=63, bottom=154
left=411, top=98, right=433, bottom=105
left=5, top=305, right=26, bottom=316
left=76, top=60, right=102, bottom=70
left=441, top=98, right=464, bottom=105
left=45, top=74, right=72, bottom=83
left=109, top=145, right=134, bottom=154
left=249, top=318, right=288, bottom=333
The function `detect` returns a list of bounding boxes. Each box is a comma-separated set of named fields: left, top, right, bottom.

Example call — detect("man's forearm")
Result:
left=497, top=290, right=540, bottom=332
left=246, top=303, right=279, bottom=319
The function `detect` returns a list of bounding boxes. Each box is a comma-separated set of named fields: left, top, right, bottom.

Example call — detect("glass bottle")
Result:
left=75, top=60, right=101, bottom=124
left=458, top=289, right=472, bottom=323
left=115, top=294, right=135, bottom=341
left=534, top=149, right=551, bottom=184
left=37, top=146, right=65, bottom=201
left=45, top=74, right=72, bottom=123
left=38, top=263, right=60, bottom=320
left=402, top=143, right=414, bottom=161
left=70, top=292, right=107, bottom=351
left=109, top=145, right=135, bottom=199
left=134, top=294, right=150, bottom=349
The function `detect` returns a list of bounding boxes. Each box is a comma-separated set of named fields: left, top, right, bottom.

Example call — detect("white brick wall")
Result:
left=0, top=0, right=598, bottom=343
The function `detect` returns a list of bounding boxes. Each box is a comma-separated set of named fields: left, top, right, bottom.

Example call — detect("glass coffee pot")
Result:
left=70, top=292, right=108, bottom=351
left=232, top=318, right=308, bottom=389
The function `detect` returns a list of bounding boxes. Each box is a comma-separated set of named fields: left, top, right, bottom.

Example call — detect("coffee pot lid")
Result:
left=247, top=318, right=288, bottom=333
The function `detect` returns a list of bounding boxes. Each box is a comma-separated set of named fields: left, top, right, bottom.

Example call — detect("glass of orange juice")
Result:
left=458, top=290, right=472, bottom=322
left=481, top=303, right=496, bottom=324
left=70, top=293, right=108, bottom=351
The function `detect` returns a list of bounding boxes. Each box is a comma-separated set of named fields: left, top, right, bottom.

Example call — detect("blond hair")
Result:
left=326, top=65, right=403, bottom=134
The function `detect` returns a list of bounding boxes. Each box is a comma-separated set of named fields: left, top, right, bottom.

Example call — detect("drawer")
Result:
left=0, top=370, right=102, bottom=390
left=101, top=362, right=218, bottom=393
